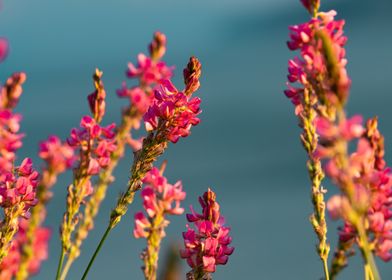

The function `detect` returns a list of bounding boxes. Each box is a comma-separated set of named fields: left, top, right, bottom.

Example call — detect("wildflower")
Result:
left=319, top=116, right=392, bottom=267
left=0, top=110, right=23, bottom=173
left=39, top=135, right=75, bottom=175
left=0, top=158, right=39, bottom=213
left=133, top=166, right=185, bottom=280
left=180, top=189, right=234, bottom=279
left=286, top=10, right=350, bottom=114
left=0, top=158, right=39, bottom=261
left=127, top=53, right=173, bottom=86
left=0, top=220, right=50, bottom=280
left=116, top=84, right=153, bottom=115
left=67, top=116, right=116, bottom=176
left=144, top=79, right=201, bottom=143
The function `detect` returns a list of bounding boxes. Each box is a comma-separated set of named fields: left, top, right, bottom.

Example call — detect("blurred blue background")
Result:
left=1, top=0, right=392, bottom=279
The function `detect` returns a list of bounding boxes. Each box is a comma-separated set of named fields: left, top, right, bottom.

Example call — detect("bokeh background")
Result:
left=1, top=0, right=392, bottom=279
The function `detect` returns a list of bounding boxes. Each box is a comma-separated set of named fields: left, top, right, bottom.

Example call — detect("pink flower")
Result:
left=0, top=110, right=23, bottom=173
left=39, top=135, right=75, bottom=174
left=0, top=220, right=50, bottom=279
left=118, top=33, right=173, bottom=118
left=285, top=10, right=350, bottom=113
left=67, top=116, right=116, bottom=176
left=180, top=189, right=234, bottom=275
left=127, top=53, right=173, bottom=86
left=0, top=38, right=8, bottom=63
left=0, top=158, right=39, bottom=216
left=133, top=211, right=151, bottom=239
left=116, top=84, right=153, bottom=115
left=133, top=167, right=186, bottom=239
left=144, top=79, right=201, bottom=143
left=321, top=118, right=392, bottom=262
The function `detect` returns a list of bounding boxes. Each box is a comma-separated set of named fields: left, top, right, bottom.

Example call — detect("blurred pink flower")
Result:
left=127, top=53, right=173, bottom=86
left=0, top=38, right=8, bottom=62
left=0, top=220, right=50, bottom=279
left=39, top=135, right=75, bottom=174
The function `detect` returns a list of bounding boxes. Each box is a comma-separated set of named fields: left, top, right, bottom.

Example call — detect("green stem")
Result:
left=81, top=226, right=111, bottom=280
left=56, top=249, right=66, bottom=280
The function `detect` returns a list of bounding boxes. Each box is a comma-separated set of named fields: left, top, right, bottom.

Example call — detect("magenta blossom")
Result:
left=117, top=32, right=173, bottom=117
left=144, top=80, right=201, bottom=143
left=320, top=116, right=392, bottom=262
left=0, top=219, right=50, bottom=279
left=133, top=166, right=186, bottom=239
left=0, top=158, right=39, bottom=216
left=285, top=10, right=350, bottom=114
left=127, top=53, right=173, bottom=86
left=116, top=83, right=154, bottom=115
left=180, top=188, right=234, bottom=276
left=39, top=135, right=75, bottom=174
left=67, top=116, right=116, bottom=176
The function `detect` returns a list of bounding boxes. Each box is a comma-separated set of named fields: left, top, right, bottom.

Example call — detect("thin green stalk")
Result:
left=81, top=226, right=111, bottom=280
left=56, top=249, right=66, bottom=280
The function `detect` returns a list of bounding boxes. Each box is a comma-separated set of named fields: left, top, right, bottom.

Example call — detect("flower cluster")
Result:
left=285, top=9, right=350, bottom=115
left=144, top=80, right=201, bottom=143
left=324, top=117, right=392, bottom=261
left=39, top=135, right=75, bottom=180
left=68, top=116, right=116, bottom=177
left=0, top=220, right=50, bottom=280
left=134, top=167, right=186, bottom=238
left=117, top=32, right=173, bottom=116
left=0, top=158, right=39, bottom=216
left=133, top=166, right=185, bottom=280
left=0, top=110, right=23, bottom=172
left=180, top=189, right=234, bottom=277
left=0, top=72, right=27, bottom=173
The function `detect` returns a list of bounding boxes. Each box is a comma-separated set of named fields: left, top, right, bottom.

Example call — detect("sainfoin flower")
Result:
left=319, top=117, right=392, bottom=262
left=144, top=79, right=201, bottom=143
left=39, top=135, right=75, bottom=175
left=285, top=10, right=350, bottom=114
left=134, top=167, right=186, bottom=238
left=127, top=53, right=173, bottom=86
left=180, top=188, right=234, bottom=277
left=0, top=220, right=50, bottom=280
left=67, top=116, right=116, bottom=176
left=117, top=32, right=174, bottom=116
left=0, top=158, right=39, bottom=215
left=133, top=166, right=185, bottom=280
left=0, top=110, right=24, bottom=172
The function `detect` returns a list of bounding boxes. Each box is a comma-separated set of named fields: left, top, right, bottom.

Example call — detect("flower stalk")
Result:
left=81, top=56, right=202, bottom=279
